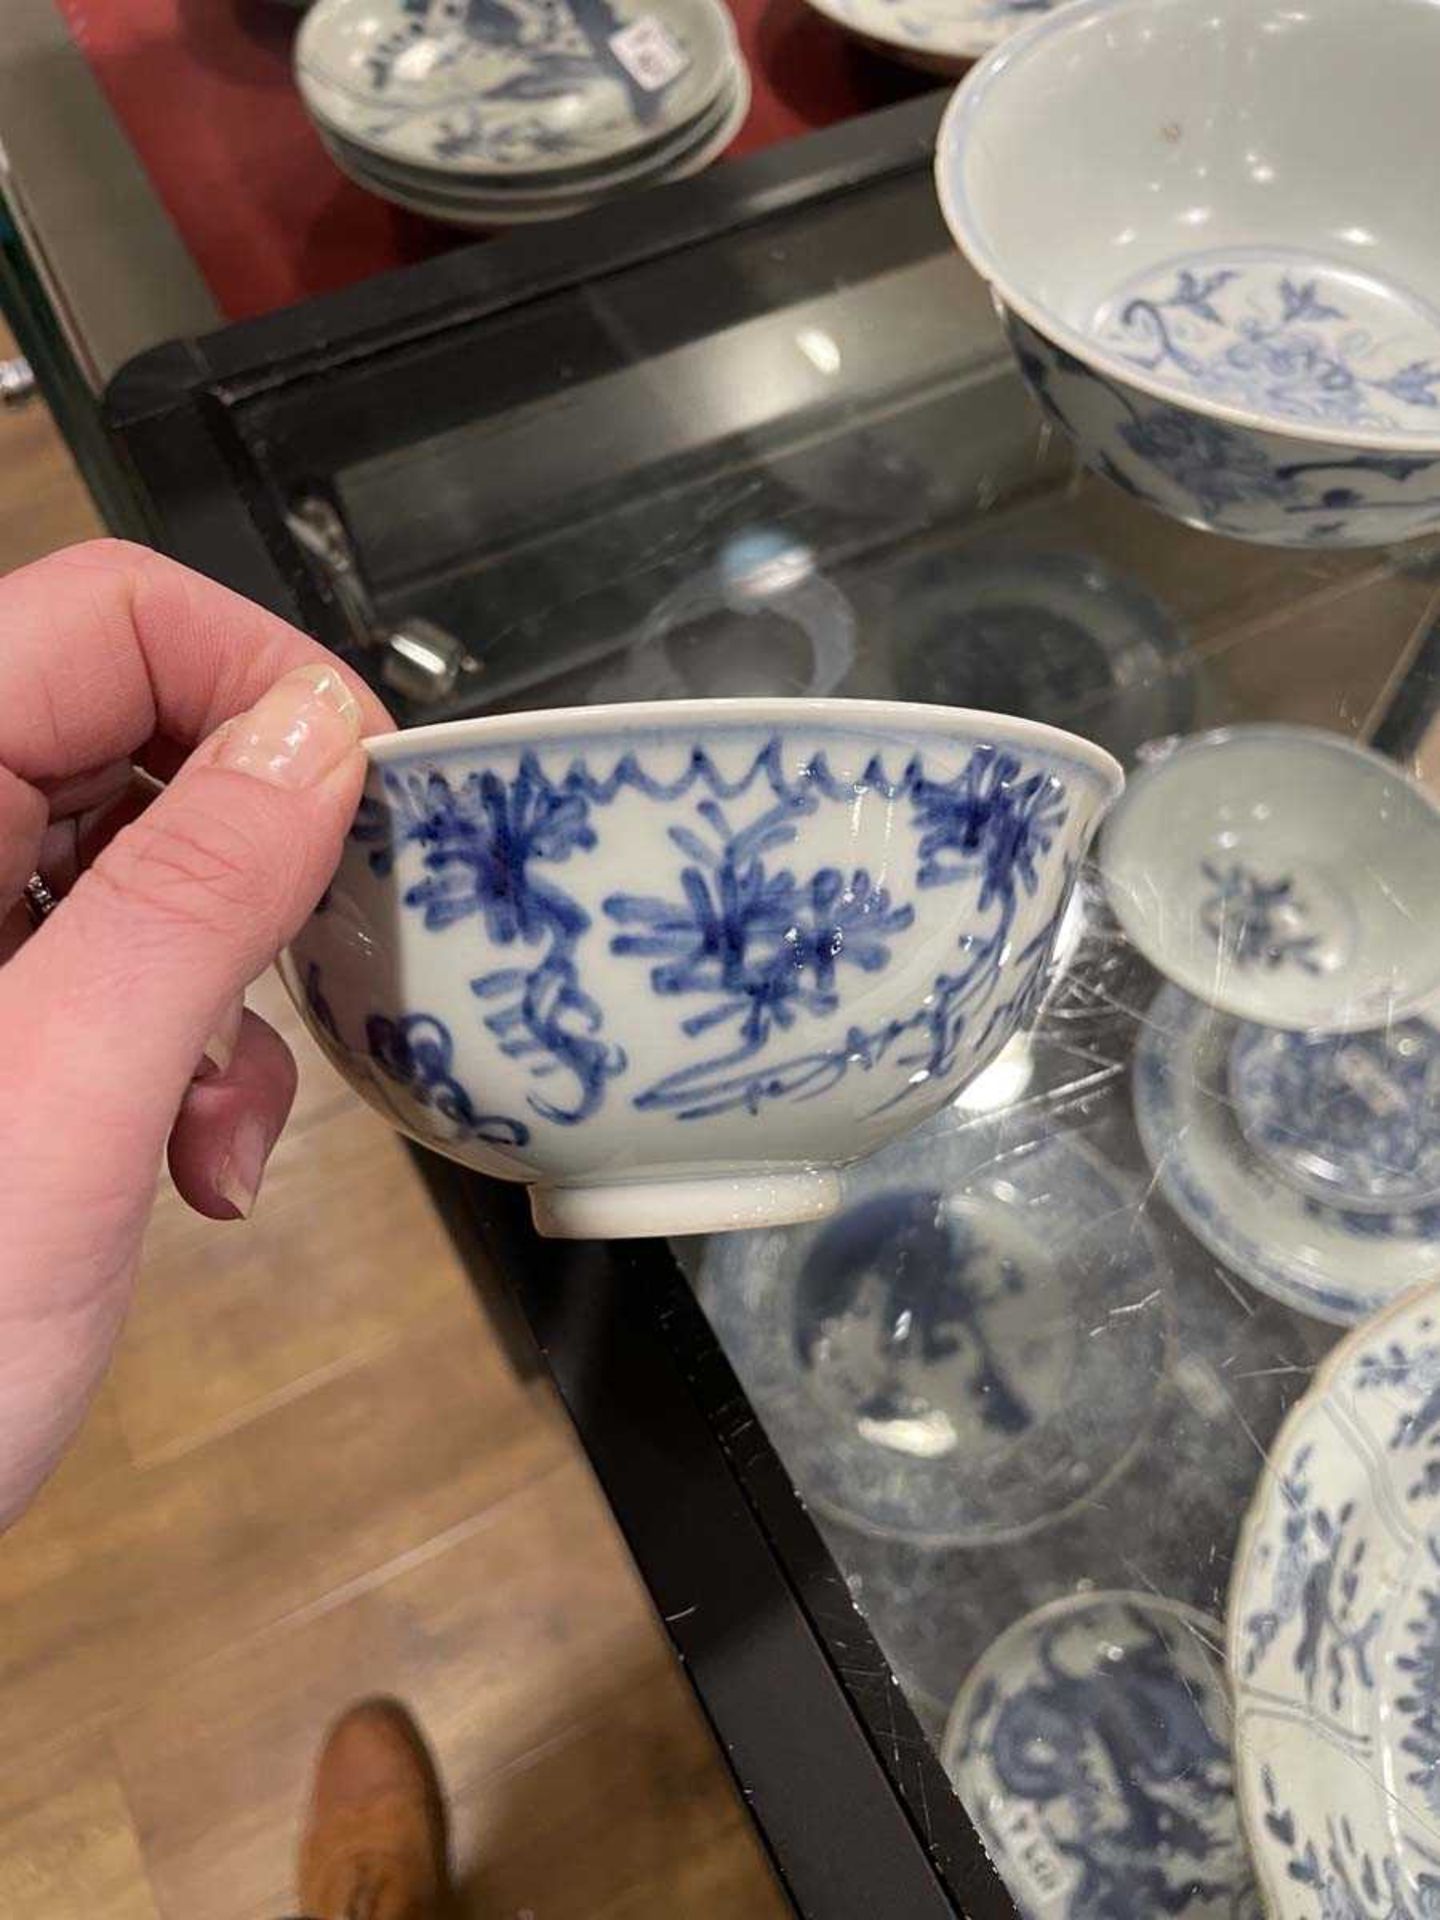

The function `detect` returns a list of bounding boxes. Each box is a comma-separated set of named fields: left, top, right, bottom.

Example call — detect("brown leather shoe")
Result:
left=297, top=1698, right=451, bottom=1920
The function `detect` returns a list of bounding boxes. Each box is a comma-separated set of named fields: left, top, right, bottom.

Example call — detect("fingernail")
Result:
left=195, top=1000, right=244, bottom=1082
left=195, top=1028, right=234, bottom=1081
left=214, top=1112, right=276, bottom=1221
left=213, top=664, right=361, bottom=791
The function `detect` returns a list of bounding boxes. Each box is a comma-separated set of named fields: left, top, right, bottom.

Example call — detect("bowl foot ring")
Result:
left=529, top=1167, right=843, bottom=1240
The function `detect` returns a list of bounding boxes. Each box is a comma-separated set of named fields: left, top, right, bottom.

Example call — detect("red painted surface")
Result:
left=57, top=0, right=929, bottom=321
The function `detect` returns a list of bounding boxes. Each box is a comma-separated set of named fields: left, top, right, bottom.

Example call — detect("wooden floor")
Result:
left=0, top=333, right=787, bottom=1920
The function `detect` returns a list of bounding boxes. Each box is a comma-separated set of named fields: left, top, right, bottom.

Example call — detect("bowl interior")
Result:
left=941, top=0, right=1440, bottom=439
left=1101, top=730, right=1440, bottom=1027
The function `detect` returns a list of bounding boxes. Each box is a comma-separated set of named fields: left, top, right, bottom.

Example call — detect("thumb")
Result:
left=1, top=663, right=366, bottom=1230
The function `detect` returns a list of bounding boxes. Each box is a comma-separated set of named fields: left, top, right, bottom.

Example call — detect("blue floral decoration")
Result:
left=1009, top=314, right=1440, bottom=542
left=910, top=747, right=1067, bottom=907
left=1118, top=405, right=1300, bottom=519
left=398, top=765, right=595, bottom=943
left=1258, top=1766, right=1440, bottom=1920
left=1237, top=1441, right=1381, bottom=1721
left=351, top=793, right=397, bottom=878
left=378, top=761, right=625, bottom=1127
left=365, top=1009, right=530, bottom=1147
left=1397, top=1545, right=1440, bottom=1821
left=1107, top=264, right=1440, bottom=430
left=604, top=796, right=915, bottom=1051
left=356, top=736, right=1078, bottom=1129
left=607, top=750, right=1071, bottom=1122
left=1199, top=860, right=1321, bottom=973
left=1352, top=1332, right=1440, bottom=1502
left=363, top=0, right=667, bottom=145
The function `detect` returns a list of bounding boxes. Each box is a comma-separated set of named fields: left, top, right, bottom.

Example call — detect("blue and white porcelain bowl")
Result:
left=1101, top=726, right=1440, bottom=1031
left=283, top=699, right=1120, bottom=1238
left=796, top=0, right=1063, bottom=76
left=936, top=0, right=1440, bottom=548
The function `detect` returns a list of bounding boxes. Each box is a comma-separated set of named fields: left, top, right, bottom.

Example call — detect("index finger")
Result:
left=0, top=539, right=392, bottom=785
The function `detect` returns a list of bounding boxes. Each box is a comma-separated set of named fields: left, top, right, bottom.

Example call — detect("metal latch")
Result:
left=0, top=357, right=36, bottom=404
left=284, top=495, right=475, bottom=706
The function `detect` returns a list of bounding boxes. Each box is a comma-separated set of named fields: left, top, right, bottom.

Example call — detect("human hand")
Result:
left=0, top=540, right=391, bottom=1527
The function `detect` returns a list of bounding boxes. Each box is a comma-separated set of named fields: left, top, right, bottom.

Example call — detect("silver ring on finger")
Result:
left=23, top=872, right=60, bottom=928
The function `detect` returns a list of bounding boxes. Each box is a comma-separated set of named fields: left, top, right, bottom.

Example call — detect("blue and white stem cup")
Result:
left=282, top=698, right=1122, bottom=1238
left=1100, top=726, right=1440, bottom=1033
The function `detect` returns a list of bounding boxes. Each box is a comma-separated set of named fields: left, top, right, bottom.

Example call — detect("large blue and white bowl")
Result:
left=936, top=0, right=1440, bottom=548
left=283, top=699, right=1120, bottom=1238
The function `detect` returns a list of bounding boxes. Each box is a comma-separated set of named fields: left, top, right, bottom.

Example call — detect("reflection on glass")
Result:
left=699, top=1113, right=1169, bottom=1547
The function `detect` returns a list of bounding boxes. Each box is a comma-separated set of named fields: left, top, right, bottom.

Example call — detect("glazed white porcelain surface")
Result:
left=1228, top=1284, right=1440, bottom=1919
left=283, top=698, right=1120, bottom=1238
left=1100, top=726, right=1440, bottom=1031
left=296, top=0, right=735, bottom=176
left=935, top=0, right=1440, bottom=545
left=317, top=65, right=746, bottom=222
left=1133, top=987, right=1440, bottom=1325
left=697, top=1113, right=1168, bottom=1544
left=942, top=1592, right=1258, bottom=1919
left=319, top=57, right=741, bottom=195
left=798, top=0, right=1060, bottom=73
left=327, top=61, right=745, bottom=220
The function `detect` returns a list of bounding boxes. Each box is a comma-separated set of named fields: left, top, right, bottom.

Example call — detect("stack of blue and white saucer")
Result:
left=295, top=0, right=749, bottom=227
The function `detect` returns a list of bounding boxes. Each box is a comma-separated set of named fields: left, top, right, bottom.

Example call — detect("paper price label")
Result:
left=609, top=16, right=691, bottom=91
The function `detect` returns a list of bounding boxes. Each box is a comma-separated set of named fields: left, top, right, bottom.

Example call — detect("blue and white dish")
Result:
left=283, top=698, right=1120, bottom=1239
left=797, top=0, right=1062, bottom=75
left=696, top=1117, right=1168, bottom=1543
left=315, top=62, right=748, bottom=224
left=942, top=1591, right=1260, bottom=1919
left=1133, top=987, right=1440, bottom=1325
left=935, top=0, right=1440, bottom=547
left=1229, top=1018, right=1440, bottom=1216
left=316, top=50, right=742, bottom=191
left=1100, top=726, right=1440, bottom=1031
left=1228, top=1284, right=1440, bottom=1920
left=296, top=0, right=738, bottom=178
